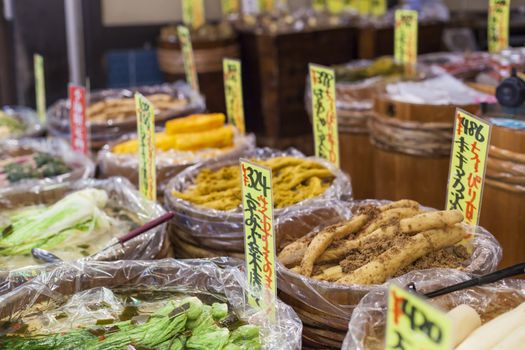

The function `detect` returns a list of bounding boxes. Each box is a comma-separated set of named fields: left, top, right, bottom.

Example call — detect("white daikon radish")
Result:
left=456, top=301, right=525, bottom=350
left=447, top=304, right=481, bottom=347
left=492, top=323, right=525, bottom=350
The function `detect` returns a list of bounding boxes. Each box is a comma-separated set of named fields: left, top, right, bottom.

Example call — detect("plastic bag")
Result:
left=97, top=131, right=256, bottom=194
left=0, top=258, right=303, bottom=350
left=47, top=81, right=205, bottom=150
left=275, top=199, right=501, bottom=349
left=164, top=147, right=352, bottom=258
left=0, top=177, right=169, bottom=295
left=0, top=137, right=94, bottom=197
left=0, top=105, right=44, bottom=140
left=342, top=269, right=525, bottom=350
left=385, top=74, right=495, bottom=105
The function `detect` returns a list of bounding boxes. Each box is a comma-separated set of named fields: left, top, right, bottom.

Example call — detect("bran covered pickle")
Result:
left=171, top=155, right=336, bottom=211
left=0, top=259, right=302, bottom=349
left=278, top=200, right=493, bottom=285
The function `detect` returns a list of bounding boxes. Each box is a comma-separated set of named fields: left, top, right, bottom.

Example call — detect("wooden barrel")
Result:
left=481, top=118, right=525, bottom=268
left=337, top=82, right=378, bottom=199
left=371, top=96, right=479, bottom=209
left=157, top=34, right=239, bottom=114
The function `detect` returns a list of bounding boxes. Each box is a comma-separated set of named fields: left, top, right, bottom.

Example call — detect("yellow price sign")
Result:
left=135, top=93, right=157, bottom=201
left=33, top=54, right=46, bottom=123
left=352, top=0, right=370, bottom=14
left=177, top=26, right=200, bottom=93
left=222, top=0, right=240, bottom=15
left=326, top=0, right=345, bottom=13
left=386, top=285, right=452, bottom=350
left=488, top=0, right=510, bottom=53
left=371, top=0, right=386, bottom=16
left=446, top=109, right=492, bottom=226
left=312, top=0, right=326, bottom=10
left=182, top=0, right=205, bottom=29
left=309, top=64, right=340, bottom=167
left=240, top=159, right=277, bottom=319
left=223, top=58, right=246, bottom=134
left=395, top=9, right=418, bottom=70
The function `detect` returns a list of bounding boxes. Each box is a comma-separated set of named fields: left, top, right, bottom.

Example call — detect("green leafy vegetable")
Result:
left=0, top=297, right=262, bottom=350
left=0, top=189, right=112, bottom=256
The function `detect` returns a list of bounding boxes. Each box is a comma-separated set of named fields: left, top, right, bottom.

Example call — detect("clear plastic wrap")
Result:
left=275, top=199, right=501, bottom=349
left=97, top=131, right=256, bottom=194
left=0, top=105, right=44, bottom=140
left=0, top=177, right=169, bottom=294
left=342, top=269, right=525, bottom=350
left=46, top=81, right=206, bottom=150
left=385, top=74, right=495, bottom=105
left=0, top=258, right=302, bottom=350
left=164, top=147, right=352, bottom=258
left=0, top=137, right=94, bottom=197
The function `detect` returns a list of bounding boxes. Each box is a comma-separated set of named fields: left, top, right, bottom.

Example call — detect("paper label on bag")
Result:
left=68, top=84, right=88, bottom=155
left=242, top=0, right=260, bottom=14
left=371, top=0, right=386, bottom=16
left=309, top=64, right=340, bottom=167
left=34, top=54, right=46, bottom=123
left=223, top=58, right=246, bottom=134
left=177, top=26, right=199, bottom=93
left=240, top=159, right=277, bottom=319
left=312, top=0, right=326, bottom=10
left=394, top=9, right=418, bottom=68
left=135, top=93, right=157, bottom=201
left=182, top=0, right=205, bottom=29
left=488, top=0, right=510, bottom=53
left=446, top=109, right=491, bottom=226
left=385, top=285, right=452, bottom=350
left=222, top=0, right=240, bottom=15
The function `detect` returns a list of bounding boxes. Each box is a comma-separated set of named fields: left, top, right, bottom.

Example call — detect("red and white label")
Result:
left=68, top=84, right=88, bottom=154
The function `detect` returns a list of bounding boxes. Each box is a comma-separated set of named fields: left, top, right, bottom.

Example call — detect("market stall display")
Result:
left=0, top=258, right=302, bottom=350
left=98, top=113, right=255, bottom=193
left=0, top=106, right=44, bottom=140
left=47, top=82, right=205, bottom=151
left=275, top=199, right=501, bottom=349
left=0, top=138, right=94, bottom=196
left=0, top=177, right=169, bottom=294
left=371, top=74, right=493, bottom=208
left=237, top=9, right=357, bottom=153
left=481, top=117, right=525, bottom=268
left=157, top=22, right=239, bottom=113
left=315, top=57, right=403, bottom=199
left=356, top=0, right=449, bottom=59
left=342, top=269, right=525, bottom=350
left=164, top=148, right=351, bottom=258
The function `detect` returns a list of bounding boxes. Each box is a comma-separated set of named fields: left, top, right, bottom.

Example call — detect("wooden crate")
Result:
left=358, top=22, right=445, bottom=59
left=238, top=26, right=358, bottom=141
